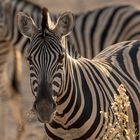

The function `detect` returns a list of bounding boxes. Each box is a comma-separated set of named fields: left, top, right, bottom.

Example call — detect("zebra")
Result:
left=50, top=4, right=140, bottom=58
left=69, top=4, right=140, bottom=59
left=17, top=8, right=140, bottom=140
left=0, top=0, right=52, bottom=54
left=0, top=0, right=43, bottom=86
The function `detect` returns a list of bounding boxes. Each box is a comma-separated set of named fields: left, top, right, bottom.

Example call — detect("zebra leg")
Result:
left=9, top=48, right=24, bottom=140
left=8, top=91, right=25, bottom=140
left=7, top=48, right=24, bottom=140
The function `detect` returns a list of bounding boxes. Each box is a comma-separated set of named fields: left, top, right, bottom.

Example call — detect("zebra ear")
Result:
left=17, top=12, right=38, bottom=39
left=54, top=12, right=74, bottom=37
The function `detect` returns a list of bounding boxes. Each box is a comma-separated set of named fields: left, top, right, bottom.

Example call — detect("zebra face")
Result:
left=17, top=8, right=74, bottom=123
left=27, top=32, right=64, bottom=123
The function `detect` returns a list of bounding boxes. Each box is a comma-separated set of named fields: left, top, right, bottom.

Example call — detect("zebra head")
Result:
left=17, top=8, right=74, bottom=123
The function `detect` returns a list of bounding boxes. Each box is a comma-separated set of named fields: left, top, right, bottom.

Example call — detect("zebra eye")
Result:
left=58, top=54, right=64, bottom=63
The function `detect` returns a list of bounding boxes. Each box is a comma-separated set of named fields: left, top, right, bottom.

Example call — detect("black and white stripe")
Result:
left=17, top=9, right=140, bottom=140
left=70, top=4, right=140, bottom=59
left=0, top=0, right=42, bottom=53
left=44, top=40, right=140, bottom=140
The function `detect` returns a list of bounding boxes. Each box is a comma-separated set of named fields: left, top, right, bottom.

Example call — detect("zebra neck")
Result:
left=53, top=56, right=95, bottom=128
left=56, top=54, right=76, bottom=103
left=53, top=56, right=79, bottom=122
left=48, top=56, right=110, bottom=139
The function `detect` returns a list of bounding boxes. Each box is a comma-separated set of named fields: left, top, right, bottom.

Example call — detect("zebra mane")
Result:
left=41, top=7, right=49, bottom=34
left=41, top=7, right=55, bottom=33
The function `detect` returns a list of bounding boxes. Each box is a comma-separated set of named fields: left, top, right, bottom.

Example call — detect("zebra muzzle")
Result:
left=33, top=98, right=56, bottom=123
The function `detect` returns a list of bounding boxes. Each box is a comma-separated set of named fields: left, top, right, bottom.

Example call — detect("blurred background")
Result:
left=30, top=0, right=140, bottom=13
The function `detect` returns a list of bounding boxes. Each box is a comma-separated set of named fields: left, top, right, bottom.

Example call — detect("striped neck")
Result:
left=47, top=55, right=109, bottom=139
left=51, top=55, right=90, bottom=128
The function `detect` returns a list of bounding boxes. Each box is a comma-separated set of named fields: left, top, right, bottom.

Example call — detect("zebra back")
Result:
left=71, top=4, right=140, bottom=59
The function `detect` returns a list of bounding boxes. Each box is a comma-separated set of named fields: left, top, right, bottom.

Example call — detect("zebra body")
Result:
left=0, top=0, right=42, bottom=97
left=0, top=0, right=42, bottom=53
left=17, top=9, right=140, bottom=140
left=70, top=4, right=140, bottom=58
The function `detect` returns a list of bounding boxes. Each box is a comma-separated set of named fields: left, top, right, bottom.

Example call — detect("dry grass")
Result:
left=100, top=84, right=137, bottom=140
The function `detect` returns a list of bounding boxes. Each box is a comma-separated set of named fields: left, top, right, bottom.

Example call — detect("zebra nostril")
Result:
left=33, top=102, right=37, bottom=110
left=52, top=102, right=56, bottom=109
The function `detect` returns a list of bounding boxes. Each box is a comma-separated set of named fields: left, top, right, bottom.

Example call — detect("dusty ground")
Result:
left=0, top=0, right=140, bottom=140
